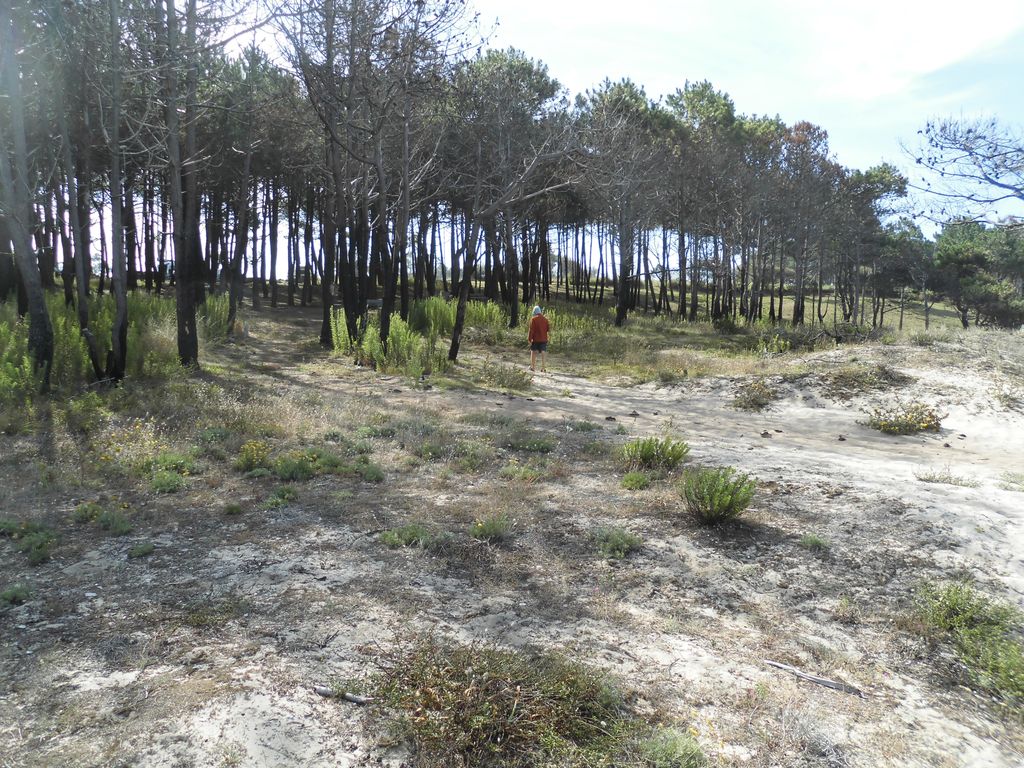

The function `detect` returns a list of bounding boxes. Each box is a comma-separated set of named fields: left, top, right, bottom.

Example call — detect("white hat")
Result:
left=532, top=305, right=542, bottom=316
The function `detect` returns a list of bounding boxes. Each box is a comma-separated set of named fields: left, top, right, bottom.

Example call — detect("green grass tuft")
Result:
left=622, top=437, right=689, bottom=471
left=151, top=470, right=185, bottom=494
left=381, top=523, right=434, bottom=549
left=621, top=471, right=651, bottom=490
left=798, top=533, right=830, bottom=554
left=127, top=541, right=155, bottom=559
left=639, top=727, right=707, bottom=768
left=97, top=510, right=133, bottom=536
left=1, top=583, right=31, bottom=605
left=593, top=527, right=643, bottom=559
left=469, top=512, right=514, bottom=543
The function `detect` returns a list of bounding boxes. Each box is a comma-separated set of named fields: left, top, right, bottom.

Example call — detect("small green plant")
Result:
left=1, top=583, right=30, bottom=605
left=223, top=502, right=243, bottom=516
left=1, top=519, right=56, bottom=565
left=97, top=510, right=133, bottom=536
left=72, top=501, right=104, bottom=524
left=917, top=581, right=1024, bottom=707
left=151, top=450, right=199, bottom=475
left=732, top=379, right=778, bottom=411
left=127, top=541, right=155, bottom=559
left=639, top=727, right=707, bottom=768
left=681, top=467, right=756, bottom=525
left=502, top=430, right=556, bottom=453
left=469, top=512, right=514, bottom=543
left=357, top=459, right=385, bottom=483
left=914, top=466, right=979, bottom=487
left=151, top=469, right=185, bottom=494
left=593, top=527, right=643, bottom=559
left=621, top=436, right=689, bottom=471
left=498, top=459, right=545, bottom=483
left=274, top=451, right=316, bottom=482
left=999, top=472, right=1024, bottom=492
left=264, top=485, right=298, bottom=509
left=866, top=401, right=943, bottom=435
left=479, top=360, right=532, bottom=391
left=621, top=471, right=651, bottom=490
left=798, top=533, right=830, bottom=554
left=234, top=440, right=271, bottom=472
left=199, top=426, right=231, bottom=444
left=63, top=391, right=108, bottom=434
left=381, top=523, right=434, bottom=549
left=375, top=638, right=627, bottom=767
left=564, top=419, right=600, bottom=433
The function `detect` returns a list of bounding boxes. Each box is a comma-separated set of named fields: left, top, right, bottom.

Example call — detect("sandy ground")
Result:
left=1, top=312, right=1023, bottom=767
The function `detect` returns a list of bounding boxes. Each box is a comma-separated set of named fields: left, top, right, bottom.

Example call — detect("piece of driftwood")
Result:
left=764, top=660, right=865, bottom=698
left=313, top=685, right=374, bottom=705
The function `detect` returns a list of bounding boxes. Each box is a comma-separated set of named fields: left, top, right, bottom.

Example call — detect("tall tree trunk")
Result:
left=0, top=4, right=54, bottom=386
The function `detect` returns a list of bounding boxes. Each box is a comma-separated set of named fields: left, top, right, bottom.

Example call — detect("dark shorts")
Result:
left=530, top=341, right=548, bottom=352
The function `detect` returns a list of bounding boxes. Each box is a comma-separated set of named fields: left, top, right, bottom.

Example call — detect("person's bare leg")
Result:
left=540, top=351, right=546, bottom=372
left=530, top=349, right=536, bottom=370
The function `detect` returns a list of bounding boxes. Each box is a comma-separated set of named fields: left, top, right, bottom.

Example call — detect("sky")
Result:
left=468, top=0, right=1024, bottom=178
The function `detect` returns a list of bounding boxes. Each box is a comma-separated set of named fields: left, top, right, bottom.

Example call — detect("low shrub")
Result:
left=274, top=452, right=316, bottom=482
left=502, top=430, right=556, bottom=454
left=639, top=727, right=707, bottom=768
left=917, top=582, right=1024, bottom=708
left=375, top=638, right=626, bottom=767
left=732, top=379, right=778, bottom=411
left=234, top=440, right=271, bottom=472
left=152, top=450, right=199, bottom=476
left=681, top=467, right=756, bottom=525
left=621, top=471, right=651, bottom=490
left=127, top=541, right=154, bottom=559
left=594, top=527, right=643, bottom=559
left=866, top=401, right=943, bottom=434
left=798, top=533, right=830, bottom=554
left=357, top=459, right=385, bottom=483
left=0, top=519, right=56, bottom=565
left=263, top=485, right=298, bottom=509
left=151, top=470, right=185, bottom=494
left=479, top=360, right=532, bottom=391
left=381, top=523, right=434, bottom=549
left=223, top=502, right=243, bottom=515
left=499, top=459, right=545, bottom=483
left=97, top=510, right=133, bottom=536
left=1, top=583, right=30, bottom=605
left=469, top=512, right=513, bottom=543
left=72, top=501, right=104, bottom=524
left=621, top=437, right=689, bottom=471
left=63, top=392, right=108, bottom=435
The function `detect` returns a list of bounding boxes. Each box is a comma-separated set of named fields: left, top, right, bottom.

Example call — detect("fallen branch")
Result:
left=313, top=685, right=374, bottom=705
left=764, top=660, right=865, bottom=698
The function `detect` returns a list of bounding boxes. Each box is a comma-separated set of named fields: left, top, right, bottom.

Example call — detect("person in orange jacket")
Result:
left=527, top=305, right=550, bottom=372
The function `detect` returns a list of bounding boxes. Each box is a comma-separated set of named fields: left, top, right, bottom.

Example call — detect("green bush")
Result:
left=0, top=519, right=56, bottom=565
left=97, top=510, right=133, bottom=536
left=799, top=533, right=830, bottom=554
left=502, top=430, right=556, bottom=453
left=63, top=392, right=109, bottom=434
left=381, top=523, right=434, bottom=549
left=732, top=379, right=778, bottom=411
left=621, top=471, right=651, bottom=491
left=621, top=437, right=689, bottom=471
left=681, top=467, right=756, bottom=525
left=357, top=459, right=385, bottom=483
left=72, top=501, right=104, bottom=524
left=223, top=502, right=243, bottom=516
left=234, top=440, right=271, bottom=472
left=639, top=727, right=706, bottom=768
left=479, top=361, right=531, bottom=391
left=127, top=541, right=155, bottom=559
left=376, top=639, right=626, bottom=767
left=866, top=401, right=943, bottom=434
left=594, top=527, right=643, bottom=559
left=917, top=582, right=1024, bottom=707
left=264, top=485, right=298, bottom=509
left=469, top=512, right=514, bottom=543
left=151, top=470, right=185, bottom=494
left=274, top=451, right=316, bottom=482
left=1, top=583, right=30, bottom=605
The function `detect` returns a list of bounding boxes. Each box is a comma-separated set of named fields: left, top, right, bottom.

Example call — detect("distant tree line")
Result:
left=1, top=0, right=1022, bottom=387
